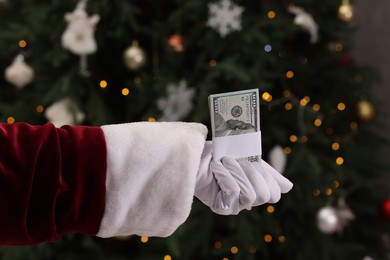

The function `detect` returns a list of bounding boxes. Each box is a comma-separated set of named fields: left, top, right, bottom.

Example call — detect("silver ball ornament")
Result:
left=338, top=1, right=354, bottom=22
left=123, top=40, right=146, bottom=70
left=317, top=206, right=340, bottom=234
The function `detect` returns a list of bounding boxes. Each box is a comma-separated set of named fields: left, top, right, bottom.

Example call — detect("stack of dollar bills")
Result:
left=209, top=89, right=261, bottom=162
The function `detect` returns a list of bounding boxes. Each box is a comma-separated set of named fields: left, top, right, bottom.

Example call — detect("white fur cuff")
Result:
left=96, top=122, right=207, bottom=238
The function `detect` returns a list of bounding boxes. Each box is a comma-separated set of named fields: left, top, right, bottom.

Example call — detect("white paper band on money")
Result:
left=212, top=131, right=262, bottom=161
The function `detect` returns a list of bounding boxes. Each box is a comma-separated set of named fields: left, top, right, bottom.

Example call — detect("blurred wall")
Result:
left=354, top=1, right=390, bottom=193
left=354, top=0, right=390, bottom=141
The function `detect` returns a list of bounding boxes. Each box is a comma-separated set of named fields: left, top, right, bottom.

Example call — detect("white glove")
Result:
left=195, top=141, right=293, bottom=215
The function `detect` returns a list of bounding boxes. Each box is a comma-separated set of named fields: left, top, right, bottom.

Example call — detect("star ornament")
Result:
left=207, top=0, right=244, bottom=37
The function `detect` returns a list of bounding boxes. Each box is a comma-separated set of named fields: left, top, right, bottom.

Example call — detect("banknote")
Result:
left=209, top=89, right=261, bottom=162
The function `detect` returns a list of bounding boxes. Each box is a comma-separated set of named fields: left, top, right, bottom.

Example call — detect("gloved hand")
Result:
left=195, top=141, right=293, bottom=215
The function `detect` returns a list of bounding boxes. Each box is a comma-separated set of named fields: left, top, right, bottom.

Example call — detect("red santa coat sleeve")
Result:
left=0, top=121, right=208, bottom=245
left=0, top=122, right=107, bottom=246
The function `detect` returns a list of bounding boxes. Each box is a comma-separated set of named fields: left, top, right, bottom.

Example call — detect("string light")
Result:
left=122, top=88, right=130, bottom=96
left=332, top=180, right=340, bottom=188
left=355, top=74, right=363, bottom=82
left=284, top=147, right=292, bottom=154
left=222, top=258, right=229, bottom=260
left=300, top=57, right=308, bottom=64
left=267, top=10, right=276, bottom=19
left=134, top=77, right=141, bottom=84
left=289, top=135, right=298, bottom=142
left=214, top=241, right=222, bottom=249
left=331, top=142, right=340, bottom=151
left=100, top=80, right=108, bottom=88
left=266, top=205, right=275, bottom=213
left=264, top=234, right=273, bottom=243
left=164, top=255, right=172, bottom=260
left=36, top=105, right=44, bottom=113
left=148, top=117, right=156, bottom=122
left=326, top=128, right=334, bottom=135
left=209, top=59, right=217, bottom=67
left=325, top=188, right=333, bottom=196
left=286, top=71, right=294, bottom=79
left=337, top=102, right=346, bottom=111
left=278, top=236, right=286, bottom=243
left=264, top=44, right=272, bottom=52
left=230, top=246, right=239, bottom=254
left=19, top=40, right=27, bottom=48
left=285, top=102, right=293, bottom=110
left=301, top=136, right=308, bottom=142
left=300, top=98, right=308, bottom=106
left=262, top=92, right=272, bottom=102
left=314, top=118, right=322, bottom=127
left=140, top=236, right=149, bottom=243
left=283, top=90, right=291, bottom=97
left=336, top=157, right=344, bottom=166
left=312, top=104, right=320, bottom=111
left=7, top=117, right=15, bottom=124
left=313, top=189, right=321, bottom=196
left=249, top=247, right=257, bottom=254
left=335, top=43, right=343, bottom=52
left=350, top=121, right=358, bottom=129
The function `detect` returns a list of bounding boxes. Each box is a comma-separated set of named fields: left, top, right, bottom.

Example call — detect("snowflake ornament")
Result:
left=157, top=80, right=195, bottom=122
left=288, top=5, right=319, bottom=44
left=207, top=0, right=244, bottom=37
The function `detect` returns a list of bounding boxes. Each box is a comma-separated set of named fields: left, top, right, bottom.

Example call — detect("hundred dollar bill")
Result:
left=209, top=89, right=261, bottom=162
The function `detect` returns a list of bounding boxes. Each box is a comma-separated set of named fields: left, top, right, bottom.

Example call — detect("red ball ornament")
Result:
left=167, top=34, right=185, bottom=52
left=381, top=198, right=390, bottom=221
left=336, top=53, right=353, bottom=67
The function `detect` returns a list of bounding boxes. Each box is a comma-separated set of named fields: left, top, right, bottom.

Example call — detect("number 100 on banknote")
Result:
left=209, top=89, right=261, bottom=162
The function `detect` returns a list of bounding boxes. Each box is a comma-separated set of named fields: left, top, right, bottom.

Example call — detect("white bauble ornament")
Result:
left=61, top=0, right=100, bottom=55
left=4, top=54, right=34, bottom=89
left=317, top=206, right=340, bottom=234
left=123, top=40, right=147, bottom=71
left=268, top=145, right=287, bottom=173
left=45, top=98, right=85, bottom=127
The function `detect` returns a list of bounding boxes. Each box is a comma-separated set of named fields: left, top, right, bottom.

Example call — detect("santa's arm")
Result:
left=0, top=122, right=207, bottom=245
left=0, top=121, right=292, bottom=246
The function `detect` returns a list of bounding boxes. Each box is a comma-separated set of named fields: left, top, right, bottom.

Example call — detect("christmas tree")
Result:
left=0, top=0, right=389, bottom=259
